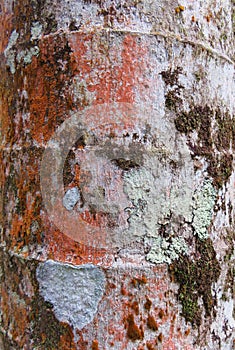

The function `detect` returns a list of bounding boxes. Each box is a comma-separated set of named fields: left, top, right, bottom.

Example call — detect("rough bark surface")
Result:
left=0, top=0, right=235, bottom=349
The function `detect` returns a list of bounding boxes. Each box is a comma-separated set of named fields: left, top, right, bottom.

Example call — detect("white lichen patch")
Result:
left=36, top=260, right=106, bottom=333
left=146, top=236, right=188, bottom=264
left=63, top=187, right=81, bottom=211
left=192, top=180, right=217, bottom=239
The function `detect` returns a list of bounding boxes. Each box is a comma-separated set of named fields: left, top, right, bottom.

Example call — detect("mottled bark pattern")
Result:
left=0, top=0, right=235, bottom=349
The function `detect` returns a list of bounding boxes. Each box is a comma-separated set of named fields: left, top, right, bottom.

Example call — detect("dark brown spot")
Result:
left=144, top=296, right=152, bottom=311
left=147, top=314, right=158, bottom=331
left=126, top=314, right=144, bottom=341
left=112, top=158, right=140, bottom=171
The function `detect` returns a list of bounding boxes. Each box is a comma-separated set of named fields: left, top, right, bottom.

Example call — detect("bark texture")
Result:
left=0, top=0, right=235, bottom=349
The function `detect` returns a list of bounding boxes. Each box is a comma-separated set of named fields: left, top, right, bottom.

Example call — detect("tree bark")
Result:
left=0, top=0, right=234, bottom=349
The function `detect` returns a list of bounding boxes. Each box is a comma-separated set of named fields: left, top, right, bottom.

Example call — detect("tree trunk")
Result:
left=0, top=0, right=234, bottom=349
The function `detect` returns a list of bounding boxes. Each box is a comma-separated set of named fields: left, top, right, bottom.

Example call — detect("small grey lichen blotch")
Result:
left=63, top=187, right=81, bottom=211
left=36, top=260, right=106, bottom=332
left=192, top=180, right=216, bottom=239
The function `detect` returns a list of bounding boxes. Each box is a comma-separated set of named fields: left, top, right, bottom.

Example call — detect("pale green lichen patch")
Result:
left=4, top=30, right=19, bottom=74
left=4, top=24, right=41, bottom=74
left=123, top=167, right=158, bottom=236
left=146, top=236, right=188, bottom=264
left=120, top=126, right=194, bottom=263
left=16, top=46, right=40, bottom=65
left=192, top=180, right=217, bottom=239
left=123, top=164, right=190, bottom=264
left=123, top=153, right=194, bottom=238
left=31, top=22, right=43, bottom=40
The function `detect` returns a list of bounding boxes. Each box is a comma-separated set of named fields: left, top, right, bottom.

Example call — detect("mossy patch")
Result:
left=222, top=229, right=235, bottom=301
left=207, top=153, right=233, bottom=188
left=0, top=331, right=21, bottom=350
left=160, top=67, right=183, bottom=111
left=0, top=251, right=75, bottom=349
left=31, top=296, right=73, bottom=349
left=174, top=105, right=234, bottom=188
left=160, top=67, right=235, bottom=188
left=232, top=0, right=235, bottom=37
left=174, top=105, right=213, bottom=145
left=160, top=67, right=183, bottom=87
left=214, top=110, right=234, bottom=151
left=169, top=238, right=221, bottom=326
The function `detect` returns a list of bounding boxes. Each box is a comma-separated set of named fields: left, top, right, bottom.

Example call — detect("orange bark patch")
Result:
left=92, top=339, right=99, bottom=350
left=59, top=329, right=77, bottom=350
left=4, top=147, right=43, bottom=251
left=158, top=309, right=165, bottom=319
left=69, top=32, right=148, bottom=105
left=43, top=220, right=112, bottom=266
left=80, top=209, right=113, bottom=228
left=0, top=61, right=15, bottom=147
left=26, top=34, right=74, bottom=143
left=131, top=300, right=140, bottom=315
left=0, top=7, right=13, bottom=53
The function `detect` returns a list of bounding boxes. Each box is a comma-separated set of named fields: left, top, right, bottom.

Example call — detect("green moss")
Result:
left=165, top=90, right=182, bottom=111
left=169, top=238, right=221, bottom=327
left=215, top=110, right=234, bottom=151
left=0, top=331, right=21, bottom=350
left=160, top=67, right=183, bottom=86
left=31, top=296, right=72, bottom=349
left=222, top=230, right=235, bottom=301
left=161, top=67, right=183, bottom=111
left=174, top=105, right=213, bottom=141
left=193, top=68, right=206, bottom=82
